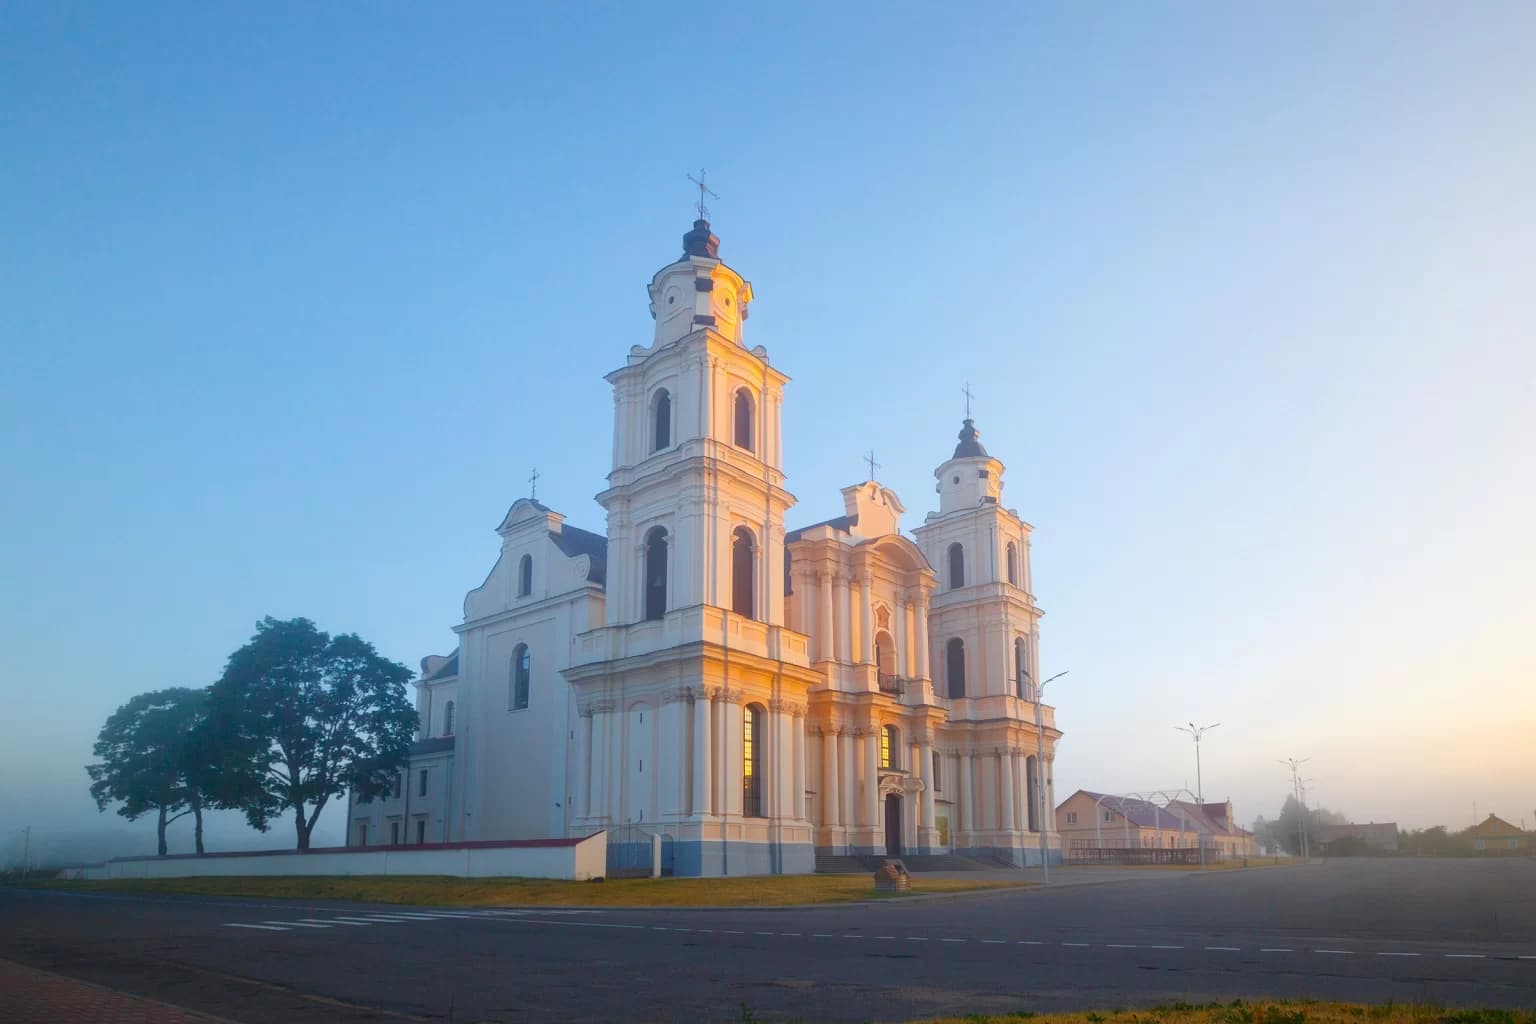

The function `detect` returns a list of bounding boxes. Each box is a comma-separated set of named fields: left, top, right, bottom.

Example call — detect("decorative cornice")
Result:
left=580, top=699, right=616, bottom=718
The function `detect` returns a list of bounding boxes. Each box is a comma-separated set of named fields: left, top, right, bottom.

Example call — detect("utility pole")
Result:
left=21, top=826, right=30, bottom=877
left=1027, top=669, right=1069, bottom=884
left=1279, top=757, right=1310, bottom=860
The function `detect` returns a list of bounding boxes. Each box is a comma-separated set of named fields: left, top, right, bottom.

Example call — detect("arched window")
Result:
left=947, top=543, right=965, bottom=589
left=945, top=637, right=966, bottom=698
left=874, top=630, right=895, bottom=690
left=652, top=389, right=671, bottom=452
left=743, top=703, right=764, bottom=817
left=1015, top=636, right=1029, bottom=699
left=731, top=526, right=755, bottom=619
left=733, top=389, right=754, bottom=451
left=1025, top=755, right=1040, bottom=832
left=510, top=644, right=530, bottom=710
left=644, top=526, right=668, bottom=621
left=442, top=700, right=455, bottom=736
left=1006, top=542, right=1018, bottom=586
left=518, top=554, right=533, bottom=597
left=880, top=724, right=899, bottom=769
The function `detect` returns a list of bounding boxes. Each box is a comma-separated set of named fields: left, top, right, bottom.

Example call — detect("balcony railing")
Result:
left=877, top=673, right=904, bottom=696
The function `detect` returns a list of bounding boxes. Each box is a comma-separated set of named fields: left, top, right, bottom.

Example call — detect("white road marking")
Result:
left=752, top=931, right=775, bottom=936
left=842, top=935, right=864, bottom=940
left=1063, top=942, right=1090, bottom=947
left=360, top=916, right=420, bottom=922
left=779, top=933, right=800, bottom=937
left=877, top=936, right=896, bottom=940
left=1315, top=949, right=1355, bottom=955
left=941, top=938, right=965, bottom=944
left=652, top=927, right=671, bottom=932
left=1106, top=943, right=1140, bottom=949
left=1446, top=954, right=1485, bottom=959
left=1377, top=952, right=1420, bottom=957
left=1147, top=944, right=1184, bottom=950
left=377, top=913, right=445, bottom=920
left=329, top=918, right=383, bottom=925
left=301, top=918, right=369, bottom=926
left=906, top=937, right=929, bottom=942
left=224, top=923, right=289, bottom=931
left=1205, top=946, right=1241, bottom=951
left=724, top=929, right=745, bottom=935
left=266, top=921, right=329, bottom=928
left=811, top=933, right=833, bottom=938
left=981, top=939, right=1007, bottom=945
left=1260, top=948, right=1294, bottom=952
left=1018, top=940, right=1044, bottom=945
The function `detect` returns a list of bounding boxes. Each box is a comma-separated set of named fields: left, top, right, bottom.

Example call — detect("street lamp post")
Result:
left=1029, top=669, right=1069, bottom=883
left=1175, top=722, right=1219, bottom=869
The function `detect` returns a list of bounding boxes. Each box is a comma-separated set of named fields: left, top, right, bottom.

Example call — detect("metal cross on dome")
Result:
left=687, top=168, right=718, bottom=222
left=529, top=467, right=540, bottom=500
left=962, top=381, right=975, bottom=419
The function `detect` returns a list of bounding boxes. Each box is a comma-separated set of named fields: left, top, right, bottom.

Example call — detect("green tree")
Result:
left=86, top=688, right=210, bottom=856
left=1272, top=794, right=1349, bottom=856
left=207, top=617, right=417, bottom=850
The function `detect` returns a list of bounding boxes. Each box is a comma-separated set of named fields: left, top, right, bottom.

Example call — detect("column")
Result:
left=577, top=708, right=594, bottom=819
left=893, top=596, right=908, bottom=677
left=919, top=740, right=937, bottom=834
left=1000, top=750, right=1016, bottom=832
left=914, top=598, right=930, bottom=680
left=692, top=693, right=712, bottom=817
left=834, top=574, right=851, bottom=663
left=858, top=574, right=873, bottom=664
left=659, top=695, right=684, bottom=817
left=724, top=697, right=743, bottom=816
left=818, top=571, right=834, bottom=662
left=959, top=752, right=974, bottom=841
left=775, top=707, right=793, bottom=819
left=822, top=728, right=840, bottom=827
left=864, top=730, right=880, bottom=830
left=840, top=729, right=856, bottom=831
left=792, top=710, right=806, bottom=821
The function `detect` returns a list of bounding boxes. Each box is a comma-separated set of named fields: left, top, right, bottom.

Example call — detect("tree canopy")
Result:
left=207, top=616, right=418, bottom=850
left=86, top=687, right=211, bottom=856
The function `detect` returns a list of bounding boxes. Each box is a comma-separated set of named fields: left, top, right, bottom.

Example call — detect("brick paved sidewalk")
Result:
left=0, top=959, right=240, bottom=1024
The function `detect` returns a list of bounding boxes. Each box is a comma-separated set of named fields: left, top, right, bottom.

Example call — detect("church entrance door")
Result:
left=884, top=794, right=902, bottom=858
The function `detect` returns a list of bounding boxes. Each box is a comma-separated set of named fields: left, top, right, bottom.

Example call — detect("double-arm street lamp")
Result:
left=1174, top=721, right=1220, bottom=806
left=1029, top=669, right=1069, bottom=883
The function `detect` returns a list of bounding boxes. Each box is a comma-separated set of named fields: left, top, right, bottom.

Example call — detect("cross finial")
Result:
left=529, top=467, right=540, bottom=501
left=864, top=449, right=881, bottom=482
left=962, top=381, right=975, bottom=419
left=686, top=168, right=718, bottom=222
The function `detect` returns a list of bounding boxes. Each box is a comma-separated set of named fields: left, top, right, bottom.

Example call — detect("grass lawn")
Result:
left=907, top=1000, right=1534, bottom=1024
left=35, top=873, right=1030, bottom=908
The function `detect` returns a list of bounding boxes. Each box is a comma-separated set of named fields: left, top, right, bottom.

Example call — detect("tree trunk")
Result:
left=295, top=805, right=311, bottom=851
left=157, top=804, right=168, bottom=857
left=191, top=790, right=205, bottom=855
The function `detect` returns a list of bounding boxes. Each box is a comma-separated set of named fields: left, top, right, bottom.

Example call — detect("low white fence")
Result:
left=61, top=832, right=607, bottom=882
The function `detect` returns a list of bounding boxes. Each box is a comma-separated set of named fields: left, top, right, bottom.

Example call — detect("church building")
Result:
left=349, top=215, right=1064, bottom=875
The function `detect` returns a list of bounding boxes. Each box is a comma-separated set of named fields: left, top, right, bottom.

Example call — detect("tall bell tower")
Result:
left=596, top=217, right=794, bottom=626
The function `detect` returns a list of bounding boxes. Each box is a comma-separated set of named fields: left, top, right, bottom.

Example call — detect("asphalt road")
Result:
left=3, top=859, right=1533, bottom=1023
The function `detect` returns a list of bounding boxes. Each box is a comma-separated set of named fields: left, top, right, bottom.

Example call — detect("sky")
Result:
left=3, top=3, right=1533, bottom=863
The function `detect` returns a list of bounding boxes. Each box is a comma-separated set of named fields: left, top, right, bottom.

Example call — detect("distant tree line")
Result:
left=1251, top=797, right=1513, bottom=858
left=87, top=617, right=418, bottom=856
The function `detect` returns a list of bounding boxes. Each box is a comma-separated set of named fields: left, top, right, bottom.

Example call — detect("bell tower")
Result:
left=596, top=217, right=794, bottom=628
left=913, top=417, right=1043, bottom=706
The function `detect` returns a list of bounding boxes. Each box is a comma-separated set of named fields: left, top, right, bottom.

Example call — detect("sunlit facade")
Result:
left=349, top=217, right=1064, bottom=874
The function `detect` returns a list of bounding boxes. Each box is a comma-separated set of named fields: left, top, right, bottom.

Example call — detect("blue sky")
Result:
left=3, top=3, right=1533, bottom=859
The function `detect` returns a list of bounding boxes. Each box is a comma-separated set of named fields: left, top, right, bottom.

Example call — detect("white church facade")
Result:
left=349, top=216, right=1063, bottom=875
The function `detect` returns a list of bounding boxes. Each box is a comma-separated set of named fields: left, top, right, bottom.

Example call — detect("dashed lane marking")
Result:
left=1106, top=944, right=1139, bottom=949
left=1018, top=940, right=1044, bottom=945
left=1063, top=942, right=1090, bottom=947
left=224, top=923, right=289, bottom=931
left=981, top=939, right=1007, bottom=945
left=1315, top=950, right=1355, bottom=955
left=812, top=933, right=833, bottom=938
left=1260, top=948, right=1294, bottom=953
left=1446, top=954, right=1485, bottom=959
left=941, top=938, right=966, bottom=944
left=266, top=921, right=329, bottom=928
left=301, top=918, right=368, bottom=926
left=1147, top=945, right=1184, bottom=950
left=1378, top=952, right=1420, bottom=957
left=329, top=918, right=383, bottom=925
left=1206, top=947, right=1241, bottom=951
left=906, top=937, right=929, bottom=942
